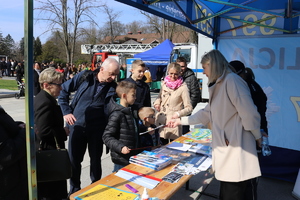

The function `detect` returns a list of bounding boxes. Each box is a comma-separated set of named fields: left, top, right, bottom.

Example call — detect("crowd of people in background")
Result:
left=0, top=58, right=104, bottom=84
left=0, top=58, right=18, bottom=78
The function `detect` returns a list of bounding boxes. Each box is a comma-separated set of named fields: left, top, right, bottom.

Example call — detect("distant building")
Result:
left=0, top=55, right=8, bottom=61
left=100, top=31, right=196, bottom=44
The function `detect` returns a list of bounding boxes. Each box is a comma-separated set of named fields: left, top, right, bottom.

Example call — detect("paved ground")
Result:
left=0, top=76, right=297, bottom=199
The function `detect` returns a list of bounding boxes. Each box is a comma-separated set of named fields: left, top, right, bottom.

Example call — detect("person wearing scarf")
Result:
left=154, top=62, right=193, bottom=144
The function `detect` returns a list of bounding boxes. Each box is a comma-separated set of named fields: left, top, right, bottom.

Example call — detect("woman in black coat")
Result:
left=34, top=68, right=68, bottom=200
left=33, top=62, right=42, bottom=96
left=0, top=106, right=28, bottom=200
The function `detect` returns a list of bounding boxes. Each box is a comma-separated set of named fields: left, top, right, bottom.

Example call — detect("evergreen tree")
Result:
left=15, top=39, right=24, bottom=62
left=4, top=34, right=15, bottom=56
left=34, top=37, right=43, bottom=61
left=0, top=32, right=5, bottom=55
left=40, top=40, right=59, bottom=63
left=18, top=38, right=25, bottom=59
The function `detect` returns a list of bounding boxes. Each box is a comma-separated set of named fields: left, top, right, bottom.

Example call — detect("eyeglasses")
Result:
left=144, top=116, right=155, bottom=120
left=49, top=82, right=62, bottom=86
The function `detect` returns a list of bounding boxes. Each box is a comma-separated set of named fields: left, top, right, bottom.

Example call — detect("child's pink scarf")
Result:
left=164, top=75, right=183, bottom=90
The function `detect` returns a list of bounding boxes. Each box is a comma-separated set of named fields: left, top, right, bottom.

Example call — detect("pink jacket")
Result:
left=182, top=72, right=261, bottom=182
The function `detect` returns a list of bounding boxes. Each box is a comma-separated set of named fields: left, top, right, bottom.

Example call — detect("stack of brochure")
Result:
left=188, top=143, right=212, bottom=157
left=165, top=142, right=211, bottom=157
left=166, top=142, right=192, bottom=151
left=171, top=155, right=212, bottom=175
left=129, top=150, right=173, bottom=171
left=152, top=147, right=195, bottom=164
left=184, top=128, right=212, bottom=142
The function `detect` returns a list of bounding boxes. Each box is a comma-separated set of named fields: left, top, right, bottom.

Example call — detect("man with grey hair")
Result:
left=58, top=58, right=120, bottom=196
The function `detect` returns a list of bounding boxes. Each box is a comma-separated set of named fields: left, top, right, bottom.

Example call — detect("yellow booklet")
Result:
left=75, top=184, right=139, bottom=200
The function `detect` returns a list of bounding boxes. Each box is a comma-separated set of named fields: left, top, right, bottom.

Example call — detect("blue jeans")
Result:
left=113, top=164, right=125, bottom=172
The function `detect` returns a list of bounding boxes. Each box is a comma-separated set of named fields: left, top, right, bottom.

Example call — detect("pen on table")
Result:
left=139, top=124, right=167, bottom=135
left=130, top=146, right=153, bottom=151
left=130, top=144, right=162, bottom=151
left=125, top=184, right=138, bottom=193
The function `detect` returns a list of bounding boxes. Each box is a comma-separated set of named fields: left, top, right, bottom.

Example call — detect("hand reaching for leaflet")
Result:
left=167, top=118, right=181, bottom=128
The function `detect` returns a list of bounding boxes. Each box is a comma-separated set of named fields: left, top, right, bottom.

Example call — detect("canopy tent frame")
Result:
left=117, top=0, right=300, bottom=38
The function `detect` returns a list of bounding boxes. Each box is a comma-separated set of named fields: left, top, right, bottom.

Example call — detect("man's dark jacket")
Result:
left=5, top=61, right=11, bottom=70
left=58, top=69, right=117, bottom=128
left=33, top=69, right=41, bottom=96
left=247, top=79, right=268, bottom=134
left=182, top=68, right=201, bottom=108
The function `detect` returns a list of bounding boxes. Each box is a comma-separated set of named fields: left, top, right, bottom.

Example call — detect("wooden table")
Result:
left=70, top=135, right=211, bottom=200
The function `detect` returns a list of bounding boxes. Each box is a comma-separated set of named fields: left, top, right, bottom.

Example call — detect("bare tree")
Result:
left=99, top=21, right=126, bottom=43
left=140, top=11, right=197, bottom=43
left=79, top=26, right=100, bottom=44
left=124, top=20, right=152, bottom=34
left=101, top=4, right=123, bottom=43
left=140, top=11, right=180, bottom=41
left=141, top=11, right=176, bottom=41
left=140, top=11, right=164, bottom=38
left=35, top=0, right=103, bottom=63
left=15, top=40, right=24, bottom=62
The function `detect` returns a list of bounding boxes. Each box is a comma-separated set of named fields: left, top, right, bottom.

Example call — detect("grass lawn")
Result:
left=0, top=79, right=19, bottom=90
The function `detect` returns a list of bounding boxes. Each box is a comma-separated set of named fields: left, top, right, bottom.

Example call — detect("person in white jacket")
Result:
left=168, top=49, right=262, bottom=200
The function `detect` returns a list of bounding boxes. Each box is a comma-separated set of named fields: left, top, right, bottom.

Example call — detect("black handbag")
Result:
left=36, top=136, right=72, bottom=182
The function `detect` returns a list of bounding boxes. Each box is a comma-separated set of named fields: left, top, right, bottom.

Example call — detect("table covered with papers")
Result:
left=70, top=129, right=213, bottom=200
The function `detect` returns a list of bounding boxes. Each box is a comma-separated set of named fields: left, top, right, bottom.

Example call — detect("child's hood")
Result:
left=107, top=95, right=132, bottom=116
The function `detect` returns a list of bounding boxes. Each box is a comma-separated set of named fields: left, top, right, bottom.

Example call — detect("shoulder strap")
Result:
left=79, top=70, right=92, bottom=85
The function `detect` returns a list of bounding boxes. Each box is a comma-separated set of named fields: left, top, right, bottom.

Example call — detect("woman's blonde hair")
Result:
left=167, top=62, right=181, bottom=73
left=39, top=67, right=64, bottom=88
left=201, top=49, right=236, bottom=83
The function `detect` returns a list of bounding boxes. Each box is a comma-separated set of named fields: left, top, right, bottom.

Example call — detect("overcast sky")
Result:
left=0, top=0, right=146, bottom=44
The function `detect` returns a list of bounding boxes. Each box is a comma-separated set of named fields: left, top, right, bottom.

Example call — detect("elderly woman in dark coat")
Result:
left=34, top=67, right=68, bottom=200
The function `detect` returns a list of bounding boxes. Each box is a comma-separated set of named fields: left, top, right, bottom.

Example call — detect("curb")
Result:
left=0, top=90, right=18, bottom=99
left=0, top=94, right=15, bottom=98
left=1, top=76, right=19, bottom=98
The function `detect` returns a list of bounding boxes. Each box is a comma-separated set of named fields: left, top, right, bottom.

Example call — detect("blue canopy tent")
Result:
left=134, top=39, right=174, bottom=66
left=116, top=0, right=300, bottom=182
left=134, top=39, right=175, bottom=88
